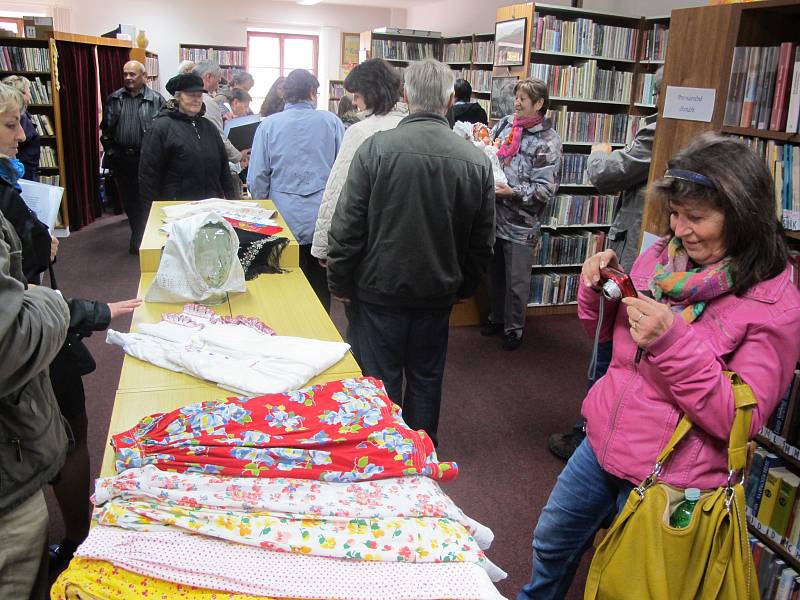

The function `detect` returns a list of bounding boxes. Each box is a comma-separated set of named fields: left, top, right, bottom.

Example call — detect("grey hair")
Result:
left=193, top=60, right=221, bottom=79
left=653, top=66, right=664, bottom=96
left=0, top=83, right=24, bottom=115
left=177, top=60, right=195, bottom=74
left=403, top=58, right=454, bottom=114
left=2, top=75, right=30, bottom=93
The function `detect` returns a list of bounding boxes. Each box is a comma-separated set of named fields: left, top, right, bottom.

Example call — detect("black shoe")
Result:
left=480, top=320, right=504, bottom=336
left=548, top=432, right=581, bottom=461
left=49, top=538, right=80, bottom=574
left=502, top=332, right=523, bottom=351
left=128, top=246, right=140, bottom=255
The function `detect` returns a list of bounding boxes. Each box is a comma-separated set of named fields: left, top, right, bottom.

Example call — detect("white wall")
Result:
left=2, top=0, right=406, bottom=106
left=609, top=0, right=707, bottom=17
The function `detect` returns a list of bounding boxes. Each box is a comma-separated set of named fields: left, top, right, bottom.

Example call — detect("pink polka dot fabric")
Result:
left=77, top=526, right=506, bottom=600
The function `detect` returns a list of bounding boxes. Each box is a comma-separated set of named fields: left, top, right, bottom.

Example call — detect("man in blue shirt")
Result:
left=248, top=70, right=344, bottom=311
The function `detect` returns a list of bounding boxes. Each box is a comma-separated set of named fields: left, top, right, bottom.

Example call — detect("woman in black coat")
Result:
left=138, top=73, right=234, bottom=216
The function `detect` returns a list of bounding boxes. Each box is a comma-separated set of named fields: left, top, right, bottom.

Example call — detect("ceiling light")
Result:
left=297, top=0, right=322, bottom=5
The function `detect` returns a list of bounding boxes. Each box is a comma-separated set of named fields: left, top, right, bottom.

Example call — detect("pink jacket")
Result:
left=579, top=237, right=800, bottom=489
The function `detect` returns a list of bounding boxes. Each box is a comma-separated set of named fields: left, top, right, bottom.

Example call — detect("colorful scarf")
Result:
left=0, top=157, right=24, bottom=191
left=650, top=237, right=734, bottom=323
left=496, top=113, right=543, bottom=163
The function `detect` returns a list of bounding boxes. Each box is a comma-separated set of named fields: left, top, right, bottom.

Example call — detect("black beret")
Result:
left=166, top=73, right=205, bottom=95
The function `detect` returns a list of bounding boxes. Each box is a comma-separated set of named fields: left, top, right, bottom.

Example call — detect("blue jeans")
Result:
left=517, top=439, right=634, bottom=600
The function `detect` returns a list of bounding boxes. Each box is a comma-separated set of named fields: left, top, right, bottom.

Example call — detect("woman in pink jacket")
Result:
left=518, top=133, right=800, bottom=599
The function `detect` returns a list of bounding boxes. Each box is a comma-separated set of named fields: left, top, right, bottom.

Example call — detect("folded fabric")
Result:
left=76, top=527, right=507, bottom=598
left=161, top=199, right=277, bottom=226
left=94, top=466, right=492, bottom=548
left=92, top=498, right=504, bottom=579
left=51, top=556, right=288, bottom=600
left=112, top=377, right=457, bottom=482
left=106, top=304, right=350, bottom=396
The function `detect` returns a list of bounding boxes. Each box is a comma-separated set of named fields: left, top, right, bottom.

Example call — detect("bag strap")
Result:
left=653, top=371, right=756, bottom=476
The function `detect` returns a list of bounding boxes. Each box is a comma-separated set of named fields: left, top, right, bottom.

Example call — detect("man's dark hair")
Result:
left=454, top=78, right=472, bottom=103
left=283, top=69, right=320, bottom=104
left=231, top=88, right=252, bottom=104
left=650, top=132, right=788, bottom=295
left=344, top=58, right=402, bottom=116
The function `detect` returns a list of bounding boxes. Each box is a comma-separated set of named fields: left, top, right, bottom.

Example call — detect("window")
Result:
left=0, top=17, right=23, bottom=36
left=247, top=32, right=318, bottom=113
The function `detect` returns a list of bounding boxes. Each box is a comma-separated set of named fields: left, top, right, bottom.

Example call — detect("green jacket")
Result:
left=328, top=112, right=495, bottom=308
left=0, top=210, right=69, bottom=514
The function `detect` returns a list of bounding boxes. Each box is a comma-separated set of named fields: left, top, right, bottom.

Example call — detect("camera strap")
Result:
left=586, top=296, right=605, bottom=382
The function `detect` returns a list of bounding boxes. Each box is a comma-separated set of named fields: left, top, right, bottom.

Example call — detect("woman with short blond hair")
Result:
left=2, top=74, right=39, bottom=181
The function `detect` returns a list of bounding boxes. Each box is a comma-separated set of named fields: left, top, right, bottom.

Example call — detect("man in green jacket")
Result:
left=327, top=58, right=495, bottom=446
left=0, top=210, right=69, bottom=598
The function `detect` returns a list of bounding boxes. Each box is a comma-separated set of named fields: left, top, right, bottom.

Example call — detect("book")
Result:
left=776, top=568, right=800, bottom=600
left=757, top=46, right=780, bottom=130
left=747, top=447, right=769, bottom=509
left=223, top=114, right=262, bottom=152
left=786, top=47, right=800, bottom=134
left=18, top=179, right=63, bottom=233
left=770, top=467, right=800, bottom=537
left=757, top=465, right=785, bottom=526
left=741, top=46, right=762, bottom=128
left=770, top=42, right=797, bottom=131
left=724, top=46, right=749, bottom=126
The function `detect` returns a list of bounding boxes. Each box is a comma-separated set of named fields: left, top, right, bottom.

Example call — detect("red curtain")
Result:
left=56, top=41, right=100, bottom=230
left=96, top=46, right=131, bottom=109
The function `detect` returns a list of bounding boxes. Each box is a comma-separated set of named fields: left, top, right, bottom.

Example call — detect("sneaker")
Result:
left=548, top=432, right=580, bottom=461
left=502, top=332, right=523, bottom=351
left=480, top=320, right=504, bottom=336
left=49, top=538, right=80, bottom=575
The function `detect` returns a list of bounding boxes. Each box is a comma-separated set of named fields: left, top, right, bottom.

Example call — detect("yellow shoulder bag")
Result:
left=585, top=372, right=760, bottom=600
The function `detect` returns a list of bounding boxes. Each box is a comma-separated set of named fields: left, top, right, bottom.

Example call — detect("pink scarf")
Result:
left=496, top=113, right=544, bottom=162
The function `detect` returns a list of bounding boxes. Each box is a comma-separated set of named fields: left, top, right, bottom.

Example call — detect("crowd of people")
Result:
left=1, top=53, right=800, bottom=600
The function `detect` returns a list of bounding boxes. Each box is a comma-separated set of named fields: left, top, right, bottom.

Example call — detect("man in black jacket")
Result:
left=100, top=60, right=164, bottom=254
left=327, top=58, right=495, bottom=446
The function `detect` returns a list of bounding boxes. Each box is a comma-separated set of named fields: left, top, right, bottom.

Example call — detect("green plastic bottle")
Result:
left=670, top=488, right=701, bottom=528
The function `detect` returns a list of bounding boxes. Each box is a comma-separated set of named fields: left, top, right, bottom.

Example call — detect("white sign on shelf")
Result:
left=663, top=86, right=716, bottom=123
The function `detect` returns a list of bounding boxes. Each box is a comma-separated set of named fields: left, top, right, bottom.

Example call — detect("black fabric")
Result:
left=0, top=177, right=51, bottom=283
left=349, top=299, right=451, bottom=446
left=447, top=101, right=488, bottom=127
left=100, top=85, right=165, bottom=158
left=19, top=111, right=40, bottom=181
left=138, top=103, right=234, bottom=217
left=114, top=92, right=145, bottom=149
left=234, top=227, right=288, bottom=280
left=110, top=155, right=145, bottom=251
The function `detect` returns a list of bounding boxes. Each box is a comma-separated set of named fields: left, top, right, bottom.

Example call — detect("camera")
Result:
left=599, top=266, right=637, bottom=301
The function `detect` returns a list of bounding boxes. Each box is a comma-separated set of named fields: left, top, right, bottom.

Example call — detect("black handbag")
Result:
left=48, top=263, right=97, bottom=376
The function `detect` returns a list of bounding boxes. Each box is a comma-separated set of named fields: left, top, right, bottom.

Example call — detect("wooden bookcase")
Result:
left=328, top=79, right=346, bottom=113
left=130, top=47, right=160, bottom=92
left=179, top=43, right=246, bottom=82
left=443, top=32, right=494, bottom=117
left=0, top=36, right=68, bottom=227
left=359, top=29, right=442, bottom=68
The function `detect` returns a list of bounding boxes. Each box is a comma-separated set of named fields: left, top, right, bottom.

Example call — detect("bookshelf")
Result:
left=328, top=79, right=345, bottom=113
left=358, top=28, right=441, bottom=67
left=179, top=44, right=246, bottom=82
left=443, top=32, right=495, bottom=117
left=130, top=48, right=160, bottom=93
left=0, top=37, right=67, bottom=223
left=632, top=16, right=670, bottom=116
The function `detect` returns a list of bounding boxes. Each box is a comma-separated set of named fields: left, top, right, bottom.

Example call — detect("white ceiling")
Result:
left=308, top=0, right=431, bottom=7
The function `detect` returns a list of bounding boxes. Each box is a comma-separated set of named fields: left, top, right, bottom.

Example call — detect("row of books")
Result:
left=735, top=136, right=800, bottom=231
left=39, top=174, right=60, bottom=186
left=533, top=230, right=607, bottom=267
left=530, top=60, right=633, bottom=104
left=329, top=82, right=346, bottom=100
left=529, top=272, right=581, bottom=306
left=724, top=43, right=800, bottom=133
left=474, top=41, right=494, bottom=64
left=29, top=113, right=55, bottom=136
left=640, top=23, right=669, bottom=62
left=179, top=48, right=245, bottom=67
left=0, top=46, right=50, bottom=72
left=750, top=536, right=800, bottom=600
left=28, top=76, right=51, bottom=105
left=370, top=40, right=438, bottom=62
left=39, top=146, right=57, bottom=168
left=451, top=68, right=491, bottom=93
left=760, top=370, right=800, bottom=456
left=145, top=56, right=159, bottom=78
left=546, top=107, right=634, bottom=144
left=444, top=41, right=472, bottom=63
left=531, top=12, right=640, bottom=61
left=542, top=194, right=618, bottom=226
left=635, top=72, right=659, bottom=106
left=560, top=153, right=592, bottom=185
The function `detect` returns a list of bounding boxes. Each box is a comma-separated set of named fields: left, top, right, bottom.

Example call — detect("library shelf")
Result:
left=755, top=434, right=800, bottom=472
left=748, top=516, right=800, bottom=573
left=721, top=126, right=800, bottom=144
left=472, top=90, right=491, bottom=95
left=532, top=263, right=583, bottom=269
left=0, top=70, right=50, bottom=75
left=549, top=96, right=631, bottom=106
left=39, top=165, right=59, bottom=171
left=534, top=1, right=642, bottom=20
left=39, top=135, right=56, bottom=140
left=29, top=103, right=53, bottom=108
left=786, top=231, right=800, bottom=241
left=447, top=61, right=471, bottom=66
left=562, top=141, right=626, bottom=147
left=634, top=102, right=656, bottom=108
left=473, top=62, right=494, bottom=66
left=531, top=49, right=636, bottom=64
left=558, top=183, right=597, bottom=189
left=639, top=59, right=665, bottom=65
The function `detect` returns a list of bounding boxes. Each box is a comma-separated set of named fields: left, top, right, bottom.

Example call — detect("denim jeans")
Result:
left=517, top=439, right=634, bottom=600
left=349, top=299, right=451, bottom=446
